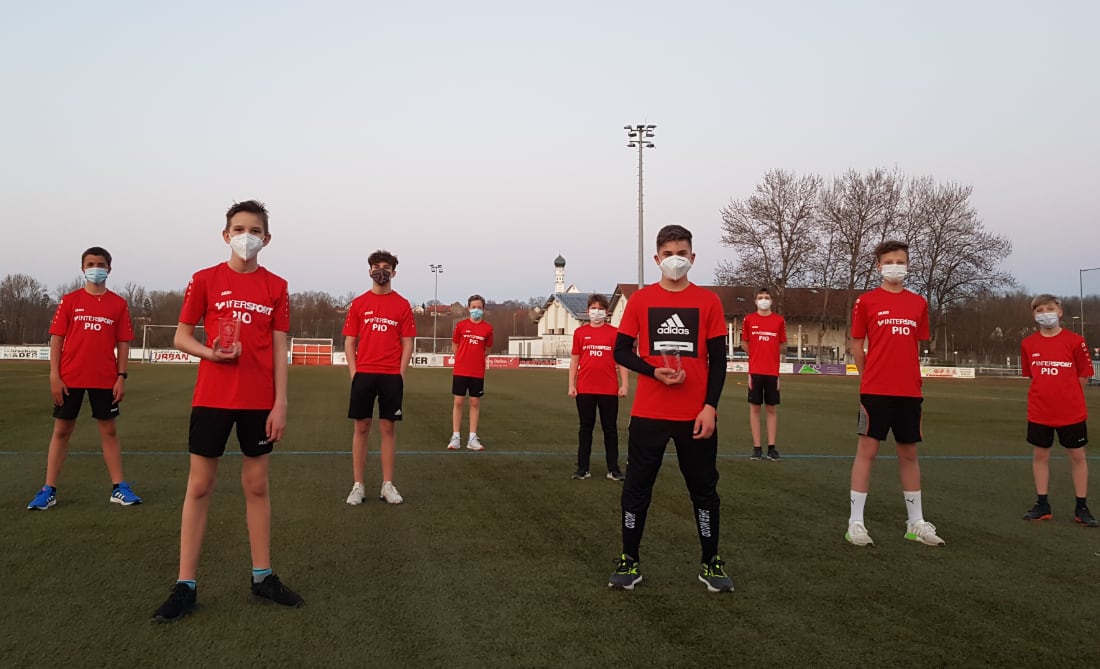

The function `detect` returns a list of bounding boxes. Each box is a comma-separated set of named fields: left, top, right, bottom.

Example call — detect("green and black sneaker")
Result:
left=608, top=554, right=642, bottom=590
left=698, top=555, right=734, bottom=593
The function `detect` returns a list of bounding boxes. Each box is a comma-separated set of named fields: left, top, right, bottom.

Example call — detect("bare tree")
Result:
left=715, top=169, right=822, bottom=311
left=121, top=281, right=150, bottom=316
left=899, top=177, right=1014, bottom=354
left=0, top=274, right=52, bottom=344
left=54, top=277, right=84, bottom=301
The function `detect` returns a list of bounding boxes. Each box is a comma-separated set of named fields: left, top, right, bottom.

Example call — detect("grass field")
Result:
left=2, top=361, right=1099, bottom=668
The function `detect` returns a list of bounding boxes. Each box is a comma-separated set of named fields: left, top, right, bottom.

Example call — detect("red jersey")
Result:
left=342, top=290, right=416, bottom=374
left=851, top=287, right=929, bottom=397
left=1021, top=329, right=1092, bottom=426
left=743, top=312, right=786, bottom=376
left=49, top=288, right=133, bottom=389
left=618, top=283, right=727, bottom=421
left=179, top=263, right=290, bottom=410
left=572, top=323, right=620, bottom=395
left=453, top=319, right=493, bottom=378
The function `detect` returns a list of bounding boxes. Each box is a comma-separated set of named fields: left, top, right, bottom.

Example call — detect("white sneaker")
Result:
left=466, top=435, right=484, bottom=451
left=346, top=482, right=366, bottom=506
left=447, top=435, right=461, bottom=450
left=905, top=520, right=945, bottom=546
left=380, top=481, right=404, bottom=504
left=845, top=521, right=874, bottom=546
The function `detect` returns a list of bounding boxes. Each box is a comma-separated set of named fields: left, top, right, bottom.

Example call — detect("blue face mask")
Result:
left=469, top=308, right=484, bottom=321
left=84, top=268, right=108, bottom=284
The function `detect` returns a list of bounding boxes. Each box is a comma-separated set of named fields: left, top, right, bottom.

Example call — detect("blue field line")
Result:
left=0, top=450, right=1075, bottom=461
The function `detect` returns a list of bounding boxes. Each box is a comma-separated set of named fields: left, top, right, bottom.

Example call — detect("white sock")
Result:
left=451, top=432, right=460, bottom=439
left=849, top=491, right=867, bottom=523
left=903, top=490, right=923, bottom=525
left=468, top=432, right=478, bottom=441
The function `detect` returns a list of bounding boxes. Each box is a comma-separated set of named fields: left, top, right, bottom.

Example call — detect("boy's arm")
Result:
left=568, top=354, right=579, bottom=396
left=618, top=363, right=629, bottom=397
left=692, top=336, right=727, bottom=439
left=345, top=336, right=357, bottom=380
left=613, top=332, right=656, bottom=378
left=400, top=336, right=414, bottom=379
left=113, top=341, right=130, bottom=403
left=174, top=323, right=237, bottom=362
left=49, top=334, right=66, bottom=405
left=266, top=330, right=288, bottom=443
left=850, top=337, right=866, bottom=373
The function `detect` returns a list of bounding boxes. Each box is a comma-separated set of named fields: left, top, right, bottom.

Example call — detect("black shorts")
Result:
left=53, top=388, right=119, bottom=421
left=857, top=394, right=923, bottom=444
left=348, top=373, right=404, bottom=421
left=452, top=375, right=485, bottom=398
left=747, top=374, right=780, bottom=406
left=189, top=407, right=274, bottom=458
left=1027, top=421, right=1088, bottom=449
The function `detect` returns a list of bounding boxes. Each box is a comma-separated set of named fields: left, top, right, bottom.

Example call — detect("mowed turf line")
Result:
left=1, top=362, right=1099, bottom=668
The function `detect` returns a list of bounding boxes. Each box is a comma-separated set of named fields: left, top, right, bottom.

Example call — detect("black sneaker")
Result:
left=1022, top=503, right=1052, bottom=521
left=749, top=448, right=763, bottom=461
left=251, top=573, right=304, bottom=607
left=152, top=583, right=196, bottom=623
left=1075, top=506, right=1099, bottom=527
left=766, top=446, right=782, bottom=461
left=698, top=555, right=734, bottom=592
left=608, top=554, right=642, bottom=590
left=606, top=471, right=625, bottom=482
left=571, top=469, right=591, bottom=480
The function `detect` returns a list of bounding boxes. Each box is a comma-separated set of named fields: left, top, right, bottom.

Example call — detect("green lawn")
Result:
left=1, top=362, right=1098, bottom=668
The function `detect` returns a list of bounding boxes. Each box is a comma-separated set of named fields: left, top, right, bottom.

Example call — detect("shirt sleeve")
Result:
left=179, top=273, right=206, bottom=326
left=273, top=279, right=290, bottom=333
left=1076, top=337, right=1093, bottom=377
left=118, top=300, right=134, bottom=342
left=401, top=303, right=417, bottom=338
left=48, top=297, right=71, bottom=337
left=917, top=298, right=930, bottom=340
left=851, top=298, right=866, bottom=339
left=341, top=300, right=359, bottom=337
left=619, top=298, right=640, bottom=339
left=571, top=328, right=583, bottom=355
left=1021, top=340, right=1031, bottom=378
left=485, top=325, right=494, bottom=349
left=778, top=316, right=787, bottom=344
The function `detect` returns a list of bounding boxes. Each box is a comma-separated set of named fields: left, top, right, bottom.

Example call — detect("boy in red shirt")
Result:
left=343, top=250, right=416, bottom=506
left=847, top=240, right=944, bottom=548
left=742, top=287, right=786, bottom=461
left=1020, top=294, right=1096, bottom=526
left=27, top=247, right=141, bottom=510
left=567, top=293, right=629, bottom=480
left=608, top=225, right=732, bottom=593
left=447, top=295, right=493, bottom=451
left=153, top=200, right=301, bottom=622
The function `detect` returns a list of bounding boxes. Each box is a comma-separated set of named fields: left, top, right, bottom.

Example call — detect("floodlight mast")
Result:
left=625, top=124, right=656, bottom=288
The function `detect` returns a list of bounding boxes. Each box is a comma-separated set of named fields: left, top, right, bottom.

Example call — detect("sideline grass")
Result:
left=1, top=362, right=1099, bottom=668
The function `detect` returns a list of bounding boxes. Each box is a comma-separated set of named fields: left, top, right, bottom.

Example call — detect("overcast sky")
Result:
left=2, top=0, right=1098, bottom=308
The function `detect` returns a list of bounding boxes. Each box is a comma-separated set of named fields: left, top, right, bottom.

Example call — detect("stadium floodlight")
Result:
left=1082, top=266, right=1100, bottom=345
left=430, top=264, right=444, bottom=354
left=624, top=123, right=657, bottom=288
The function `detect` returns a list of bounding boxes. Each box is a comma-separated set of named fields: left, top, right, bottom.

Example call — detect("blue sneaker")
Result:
left=110, top=481, right=142, bottom=506
left=27, top=486, right=57, bottom=510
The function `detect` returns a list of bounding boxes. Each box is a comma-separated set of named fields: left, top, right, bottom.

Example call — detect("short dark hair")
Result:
left=756, top=287, right=771, bottom=299
left=873, top=240, right=909, bottom=261
left=225, top=200, right=270, bottom=234
left=656, top=224, right=693, bottom=249
left=81, top=246, right=112, bottom=268
left=468, top=294, right=485, bottom=308
left=368, top=250, right=399, bottom=268
left=587, top=293, right=609, bottom=309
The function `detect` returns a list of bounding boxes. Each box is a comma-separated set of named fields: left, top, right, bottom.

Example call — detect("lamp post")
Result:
left=1080, top=267, right=1100, bottom=344
left=625, top=123, right=656, bottom=288
left=430, top=264, right=443, bottom=354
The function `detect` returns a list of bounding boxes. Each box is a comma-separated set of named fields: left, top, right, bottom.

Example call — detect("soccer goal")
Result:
left=141, top=324, right=204, bottom=363
left=291, top=337, right=334, bottom=366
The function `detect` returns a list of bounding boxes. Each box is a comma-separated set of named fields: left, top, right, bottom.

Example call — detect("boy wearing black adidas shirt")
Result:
left=608, top=224, right=733, bottom=592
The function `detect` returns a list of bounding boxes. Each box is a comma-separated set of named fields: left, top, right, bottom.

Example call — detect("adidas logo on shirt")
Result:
left=657, top=314, right=691, bottom=335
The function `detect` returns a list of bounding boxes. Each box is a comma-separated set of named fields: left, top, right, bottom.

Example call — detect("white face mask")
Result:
left=588, top=308, right=607, bottom=324
left=1035, top=312, right=1059, bottom=329
left=659, top=255, right=692, bottom=281
left=881, top=264, right=907, bottom=283
left=756, top=298, right=772, bottom=311
left=229, top=233, right=264, bottom=261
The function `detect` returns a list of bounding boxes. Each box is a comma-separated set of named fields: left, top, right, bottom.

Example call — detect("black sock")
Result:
left=695, top=506, right=720, bottom=563
left=1037, top=494, right=1049, bottom=506
left=1076, top=496, right=1088, bottom=510
left=767, top=444, right=776, bottom=450
left=112, top=483, right=120, bottom=490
